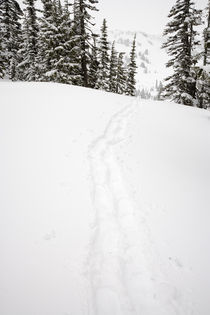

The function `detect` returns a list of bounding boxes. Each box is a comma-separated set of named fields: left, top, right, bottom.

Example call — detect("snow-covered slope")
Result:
left=0, top=82, right=210, bottom=315
left=109, top=30, right=169, bottom=97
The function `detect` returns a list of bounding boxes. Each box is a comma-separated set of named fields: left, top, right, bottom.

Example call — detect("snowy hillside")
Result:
left=109, top=30, right=169, bottom=97
left=1, top=82, right=210, bottom=315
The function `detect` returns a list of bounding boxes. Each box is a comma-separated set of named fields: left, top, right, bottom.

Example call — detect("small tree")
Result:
left=109, top=41, right=118, bottom=93
left=116, top=52, right=126, bottom=94
left=95, top=19, right=110, bottom=91
left=126, top=34, right=137, bottom=96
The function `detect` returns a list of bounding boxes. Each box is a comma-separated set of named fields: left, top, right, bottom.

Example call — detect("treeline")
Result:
left=162, top=0, right=210, bottom=109
left=0, top=0, right=137, bottom=96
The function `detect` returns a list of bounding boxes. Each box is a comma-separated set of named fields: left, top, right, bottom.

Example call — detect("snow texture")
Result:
left=0, top=82, right=210, bottom=315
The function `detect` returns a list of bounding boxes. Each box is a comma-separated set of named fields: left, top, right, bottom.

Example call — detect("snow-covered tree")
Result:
left=0, top=39, right=4, bottom=78
left=73, top=0, right=98, bottom=87
left=109, top=41, right=118, bottom=93
left=196, top=68, right=210, bottom=108
left=116, top=52, right=126, bottom=94
left=0, top=0, right=23, bottom=80
left=96, top=19, right=110, bottom=91
left=19, top=0, right=39, bottom=81
left=36, top=0, right=55, bottom=80
left=73, top=0, right=80, bottom=34
left=162, top=0, right=202, bottom=106
left=126, top=34, right=137, bottom=96
left=0, top=4, right=6, bottom=78
left=37, top=0, right=81, bottom=84
left=196, top=2, right=210, bottom=109
left=89, top=34, right=99, bottom=88
left=204, top=1, right=210, bottom=66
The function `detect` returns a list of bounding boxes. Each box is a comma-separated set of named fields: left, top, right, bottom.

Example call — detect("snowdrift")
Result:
left=0, top=82, right=210, bottom=315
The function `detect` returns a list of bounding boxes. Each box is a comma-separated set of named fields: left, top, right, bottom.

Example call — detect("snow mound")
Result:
left=0, top=82, right=210, bottom=315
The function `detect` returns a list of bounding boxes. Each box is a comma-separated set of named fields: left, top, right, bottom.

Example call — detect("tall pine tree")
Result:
left=196, top=2, right=210, bottom=108
left=20, top=0, right=39, bottom=81
left=0, top=3, right=6, bottom=78
left=73, top=0, right=98, bottom=87
left=204, top=1, right=210, bottom=66
left=95, top=19, right=110, bottom=91
left=162, top=0, right=202, bottom=105
left=36, top=0, right=55, bottom=80
left=37, top=0, right=81, bottom=84
left=0, top=0, right=23, bottom=80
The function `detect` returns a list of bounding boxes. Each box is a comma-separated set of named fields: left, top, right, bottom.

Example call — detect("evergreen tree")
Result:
left=73, top=0, right=80, bottom=34
left=17, top=13, right=29, bottom=80
left=109, top=41, right=118, bottom=92
left=162, top=0, right=202, bottom=106
left=36, top=0, right=54, bottom=80
left=37, top=0, right=81, bottom=84
left=0, top=4, right=6, bottom=78
left=95, top=19, right=110, bottom=91
left=126, top=34, right=137, bottom=96
left=196, top=2, right=210, bottom=108
left=19, top=0, right=39, bottom=81
left=89, top=34, right=99, bottom=88
left=196, top=69, right=210, bottom=109
left=155, top=81, right=164, bottom=100
left=73, top=0, right=98, bottom=87
left=0, top=0, right=23, bottom=80
left=116, top=52, right=126, bottom=94
left=0, top=39, right=4, bottom=78
left=204, top=1, right=210, bottom=66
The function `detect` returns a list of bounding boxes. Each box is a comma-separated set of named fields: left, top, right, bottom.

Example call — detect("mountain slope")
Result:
left=109, top=30, right=169, bottom=97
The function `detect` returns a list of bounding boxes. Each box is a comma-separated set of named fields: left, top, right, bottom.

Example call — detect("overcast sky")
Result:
left=95, top=0, right=208, bottom=34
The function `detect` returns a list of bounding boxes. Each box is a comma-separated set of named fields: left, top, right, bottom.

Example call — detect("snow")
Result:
left=201, top=65, right=210, bottom=74
left=0, top=82, right=210, bottom=315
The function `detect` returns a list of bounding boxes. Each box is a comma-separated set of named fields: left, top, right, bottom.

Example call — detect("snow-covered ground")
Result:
left=0, top=82, right=210, bottom=315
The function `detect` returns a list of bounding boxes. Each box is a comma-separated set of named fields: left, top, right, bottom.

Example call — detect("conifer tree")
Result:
left=0, top=0, right=23, bottom=80
left=162, top=0, right=202, bottom=106
left=73, top=0, right=98, bottom=87
left=37, top=0, right=81, bottom=84
left=126, top=34, right=137, bottom=96
left=204, top=1, right=210, bottom=66
left=17, top=14, right=29, bottom=80
left=95, top=19, right=110, bottom=91
left=109, top=41, right=118, bottom=92
left=0, top=4, right=6, bottom=78
left=116, top=52, right=126, bottom=94
left=20, top=0, right=39, bottom=81
left=89, top=34, right=99, bottom=88
left=73, top=0, right=80, bottom=34
left=0, top=39, right=4, bottom=78
left=36, top=0, right=54, bottom=80
left=196, top=2, right=210, bottom=108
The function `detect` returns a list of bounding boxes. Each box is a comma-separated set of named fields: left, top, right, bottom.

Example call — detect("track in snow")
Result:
left=87, top=99, right=192, bottom=315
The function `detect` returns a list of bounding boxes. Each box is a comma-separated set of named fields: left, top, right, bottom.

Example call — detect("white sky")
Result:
left=95, top=0, right=208, bottom=34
